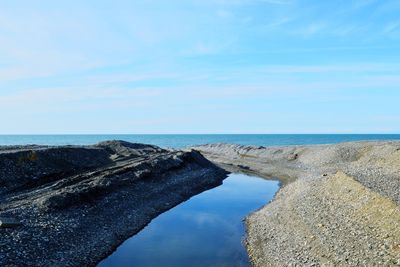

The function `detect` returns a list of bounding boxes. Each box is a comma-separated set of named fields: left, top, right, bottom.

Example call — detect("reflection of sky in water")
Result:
left=98, top=173, right=279, bottom=267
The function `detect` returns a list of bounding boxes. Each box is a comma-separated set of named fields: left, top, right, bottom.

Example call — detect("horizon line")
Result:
left=1, top=133, right=399, bottom=135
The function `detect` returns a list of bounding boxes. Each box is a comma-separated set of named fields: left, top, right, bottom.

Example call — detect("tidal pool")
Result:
left=98, top=172, right=280, bottom=267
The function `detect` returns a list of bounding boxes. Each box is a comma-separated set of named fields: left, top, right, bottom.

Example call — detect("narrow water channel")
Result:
left=98, top=172, right=280, bottom=267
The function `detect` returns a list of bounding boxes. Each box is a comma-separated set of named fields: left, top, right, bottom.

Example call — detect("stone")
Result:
left=0, top=217, right=20, bottom=228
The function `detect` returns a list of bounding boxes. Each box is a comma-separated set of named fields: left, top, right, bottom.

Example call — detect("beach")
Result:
left=195, top=141, right=400, bottom=266
left=1, top=139, right=399, bottom=266
left=0, top=141, right=227, bottom=266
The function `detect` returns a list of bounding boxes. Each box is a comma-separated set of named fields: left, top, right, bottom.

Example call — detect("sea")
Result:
left=0, top=134, right=399, bottom=148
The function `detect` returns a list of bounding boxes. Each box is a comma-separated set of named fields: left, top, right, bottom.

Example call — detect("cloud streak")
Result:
left=0, top=0, right=399, bottom=133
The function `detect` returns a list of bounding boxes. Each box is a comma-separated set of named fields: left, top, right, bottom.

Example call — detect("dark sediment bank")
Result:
left=0, top=141, right=227, bottom=266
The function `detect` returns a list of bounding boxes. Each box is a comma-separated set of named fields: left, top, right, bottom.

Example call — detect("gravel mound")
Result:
left=194, top=141, right=400, bottom=266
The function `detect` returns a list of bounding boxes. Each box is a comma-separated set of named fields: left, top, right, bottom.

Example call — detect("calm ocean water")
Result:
left=0, top=134, right=399, bottom=149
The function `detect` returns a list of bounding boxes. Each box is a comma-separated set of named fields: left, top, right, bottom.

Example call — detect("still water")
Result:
left=98, top=173, right=280, bottom=267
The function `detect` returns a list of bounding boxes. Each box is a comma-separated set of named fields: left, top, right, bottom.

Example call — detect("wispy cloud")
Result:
left=213, top=0, right=292, bottom=5
left=260, top=0, right=292, bottom=4
left=384, top=21, right=400, bottom=34
left=0, top=86, right=162, bottom=114
left=86, top=72, right=179, bottom=85
left=256, top=63, right=400, bottom=74
left=261, top=17, right=294, bottom=29
left=1, top=0, right=399, bottom=133
left=216, top=9, right=234, bottom=19
left=296, top=22, right=326, bottom=36
left=353, top=0, right=378, bottom=9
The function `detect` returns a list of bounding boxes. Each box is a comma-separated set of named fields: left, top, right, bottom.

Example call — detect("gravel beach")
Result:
left=0, top=141, right=227, bottom=266
left=194, top=141, right=400, bottom=266
left=1, top=140, right=399, bottom=266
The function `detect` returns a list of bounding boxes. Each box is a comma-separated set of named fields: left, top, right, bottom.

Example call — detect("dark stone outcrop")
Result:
left=0, top=141, right=227, bottom=267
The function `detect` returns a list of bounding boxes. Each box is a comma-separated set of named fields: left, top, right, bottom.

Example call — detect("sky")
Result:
left=0, top=0, right=399, bottom=134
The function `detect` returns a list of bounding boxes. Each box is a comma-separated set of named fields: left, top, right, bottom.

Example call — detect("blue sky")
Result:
left=0, top=0, right=399, bottom=134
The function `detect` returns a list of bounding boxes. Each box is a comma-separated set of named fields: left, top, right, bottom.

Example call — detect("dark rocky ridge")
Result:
left=0, top=141, right=227, bottom=267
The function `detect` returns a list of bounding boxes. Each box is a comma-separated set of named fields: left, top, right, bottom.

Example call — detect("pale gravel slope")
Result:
left=194, top=141, right=400, bottom=266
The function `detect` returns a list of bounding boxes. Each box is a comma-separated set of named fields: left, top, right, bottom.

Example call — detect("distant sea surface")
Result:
left=1, top=134, right=400, bottom=149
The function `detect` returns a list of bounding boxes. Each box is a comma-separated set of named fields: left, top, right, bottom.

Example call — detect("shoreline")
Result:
left=0, top=141, right=227, bottom=266
left=1, top=140, right=399, bottom=266
left=194, top=141, right=400, bottom=266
